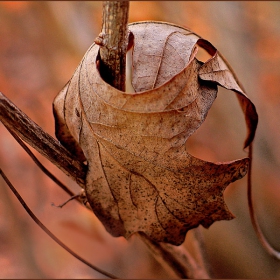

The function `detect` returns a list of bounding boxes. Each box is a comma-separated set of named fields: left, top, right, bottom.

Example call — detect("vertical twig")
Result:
left=247, top=144, right=280, bottom=260
left=96, top=1, right=129, bottom=91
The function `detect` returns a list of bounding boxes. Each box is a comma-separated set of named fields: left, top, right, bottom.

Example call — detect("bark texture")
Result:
left=96, top=1, right=129, bottom=91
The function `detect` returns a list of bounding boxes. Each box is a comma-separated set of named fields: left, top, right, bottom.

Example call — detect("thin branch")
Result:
left=95, top=1, right=129, bottom=91
left=247, top=144, right=280, bottom=260
left=191, top=227, right=212, bottom=277
left=0, top=168, right=118, bottom=279
left=138, top=232, right=209, bottom=279
left=1, top=111, right=91, bottom=209
left=4, top=125, right=76, bottom=198
left=0, top=92, right=87, bottom=188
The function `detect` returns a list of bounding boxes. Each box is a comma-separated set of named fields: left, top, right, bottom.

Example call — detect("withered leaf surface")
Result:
left=53, top=21, right=257, bottom=245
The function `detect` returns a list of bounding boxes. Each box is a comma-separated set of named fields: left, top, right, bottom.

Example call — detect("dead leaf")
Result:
left=196, top=39, right=258, bottom=148
left=53, top=21, right=257, bottom=245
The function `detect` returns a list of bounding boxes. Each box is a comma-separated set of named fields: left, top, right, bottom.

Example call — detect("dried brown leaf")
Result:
left=196, top=39, right=258, bottom=148
left=53, top=21, right=256, bottom=245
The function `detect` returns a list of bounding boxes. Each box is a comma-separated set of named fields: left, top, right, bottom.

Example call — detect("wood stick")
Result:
left=96, top=1, right=129, bottom=91
left=0, top=92, right=86, bottom=187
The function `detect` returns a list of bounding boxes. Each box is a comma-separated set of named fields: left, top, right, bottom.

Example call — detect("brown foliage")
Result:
left=0, top=2, right=280, bottom=278
left=53, top=22, right=257, bottom=245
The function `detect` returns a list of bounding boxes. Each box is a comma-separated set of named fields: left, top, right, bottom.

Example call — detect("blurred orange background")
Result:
left=0, top=1, right=280, bottom=278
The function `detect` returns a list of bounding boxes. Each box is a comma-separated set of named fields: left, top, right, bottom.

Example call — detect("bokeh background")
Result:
left=0, top=1, right=280, bottom=278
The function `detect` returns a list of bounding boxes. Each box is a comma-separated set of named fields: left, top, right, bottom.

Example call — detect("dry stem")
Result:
left=96, top=1, right=129, bottom=91
left=0, top=92, right=86, bottom=188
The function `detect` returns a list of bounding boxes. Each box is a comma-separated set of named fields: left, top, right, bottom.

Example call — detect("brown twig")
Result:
left=247, top=144, right=280, bottom=260
left=0, top=92, right=87, bottom=188
left=191, top=227, right=213, bottom=277
left=139, top=232, right=209, bottom=279
left=3, top=124, right=76, bottom=198
left=95, top=1, right=129, bottom=91
left=0, top=168, right=118, bottom=279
